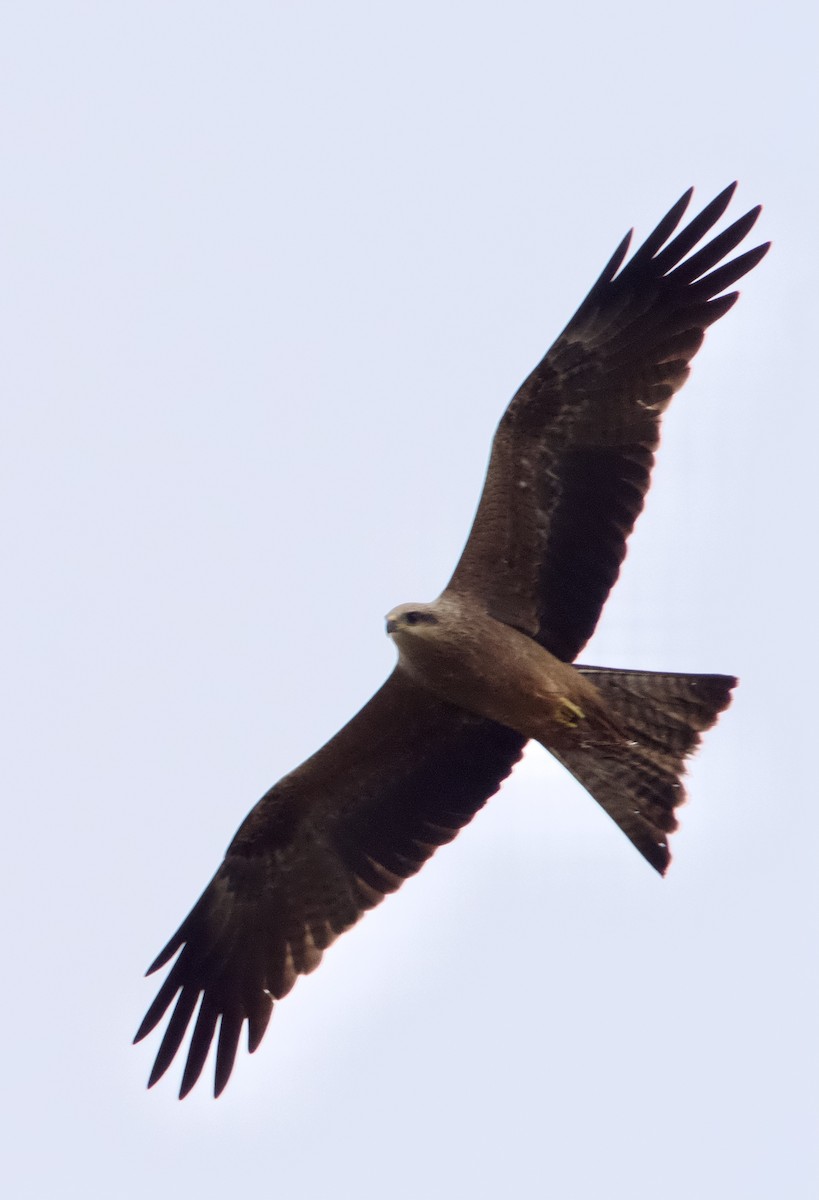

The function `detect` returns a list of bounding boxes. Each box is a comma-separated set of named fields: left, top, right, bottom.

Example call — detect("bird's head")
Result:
left=385, top=602, right=441, bottom=642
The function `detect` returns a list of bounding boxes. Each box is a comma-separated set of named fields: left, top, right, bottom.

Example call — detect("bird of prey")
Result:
left=135, top=183, right=768, bottom=1098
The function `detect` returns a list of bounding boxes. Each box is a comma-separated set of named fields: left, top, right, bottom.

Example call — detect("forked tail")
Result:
left=555, top=667, right=736, bottom=873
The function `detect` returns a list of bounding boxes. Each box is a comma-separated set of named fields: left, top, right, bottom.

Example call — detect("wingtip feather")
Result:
left=145, top=931, right=185, bottom=976
left=213, top=1009, right=244, bottom=1098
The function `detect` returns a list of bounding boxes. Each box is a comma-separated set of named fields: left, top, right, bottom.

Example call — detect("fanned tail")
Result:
left=555, top=667, right=736, bottom=873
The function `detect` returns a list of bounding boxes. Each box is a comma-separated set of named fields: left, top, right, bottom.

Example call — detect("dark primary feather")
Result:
left=446, top=183, right=769, bottom=662
left=134, top=671, right=524, bottom=1096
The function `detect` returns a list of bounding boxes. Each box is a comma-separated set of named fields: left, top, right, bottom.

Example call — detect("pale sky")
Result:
left=2, top=3, right=817, bottom=1198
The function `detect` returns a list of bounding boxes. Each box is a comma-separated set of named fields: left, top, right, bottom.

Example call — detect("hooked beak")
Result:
left=385, top=615, right=399, bottom=635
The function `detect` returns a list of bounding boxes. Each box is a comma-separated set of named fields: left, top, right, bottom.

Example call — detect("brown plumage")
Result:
left=135, top=184, right=768, bottom=1097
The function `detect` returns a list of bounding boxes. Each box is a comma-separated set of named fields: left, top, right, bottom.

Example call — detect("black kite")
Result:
left=135, top=184, right=768, bottom=1097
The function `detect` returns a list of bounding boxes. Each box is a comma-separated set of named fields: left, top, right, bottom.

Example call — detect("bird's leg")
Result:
left=554, top=697, right=586, bottom=728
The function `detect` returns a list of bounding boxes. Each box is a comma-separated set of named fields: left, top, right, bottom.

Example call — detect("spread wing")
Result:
left=134, top=670, right=524, bottom=1097
left=446, top=183, right=769, bottom=662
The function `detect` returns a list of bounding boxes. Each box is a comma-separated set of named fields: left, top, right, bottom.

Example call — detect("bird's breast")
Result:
left=395, top=608, right=602, bottom=748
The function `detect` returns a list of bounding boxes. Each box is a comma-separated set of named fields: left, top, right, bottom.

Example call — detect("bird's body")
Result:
left=135, top=183, right=768, bottom=1097
left=386, top=597, right=614, bottom=751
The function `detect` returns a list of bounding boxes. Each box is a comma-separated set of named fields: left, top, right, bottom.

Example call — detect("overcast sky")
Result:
left=2, top=3, right=817, bottom=1198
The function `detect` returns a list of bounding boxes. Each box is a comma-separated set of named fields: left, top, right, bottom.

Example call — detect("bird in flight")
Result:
left=135, top=183, right=768, bottom=1098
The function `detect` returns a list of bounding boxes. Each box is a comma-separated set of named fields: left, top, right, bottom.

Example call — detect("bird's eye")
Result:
left=403, top=610, right=437, bottom=627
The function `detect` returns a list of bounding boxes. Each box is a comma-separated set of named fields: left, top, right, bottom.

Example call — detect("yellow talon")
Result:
left=555, top=698, right=585, bottom=727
